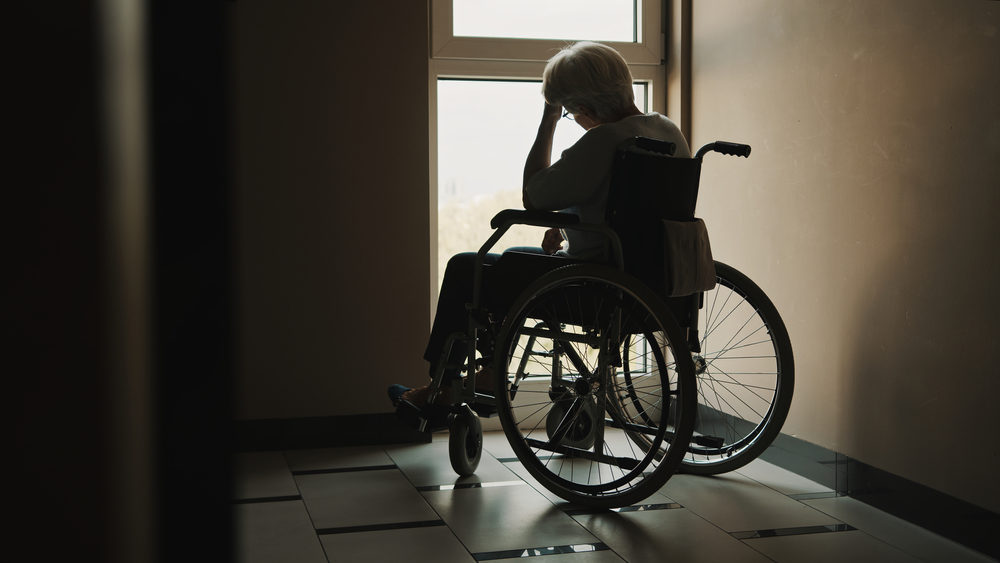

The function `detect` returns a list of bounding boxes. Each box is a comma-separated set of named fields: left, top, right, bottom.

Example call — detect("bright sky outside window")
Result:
left=453, top=0, right=637, bottom=42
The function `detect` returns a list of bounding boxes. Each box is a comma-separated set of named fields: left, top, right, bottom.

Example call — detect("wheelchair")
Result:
left=409, top=137, right=794, bottom=508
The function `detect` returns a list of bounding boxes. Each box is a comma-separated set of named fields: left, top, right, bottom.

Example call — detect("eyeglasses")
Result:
left=561, top=110, right=575, bottom=121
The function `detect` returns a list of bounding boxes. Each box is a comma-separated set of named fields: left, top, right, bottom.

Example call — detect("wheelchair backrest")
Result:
left=606, top=137, right=704, bottom=295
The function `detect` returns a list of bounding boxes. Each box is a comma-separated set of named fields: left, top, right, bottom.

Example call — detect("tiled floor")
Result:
left=234, top=431, right=994, bottom=563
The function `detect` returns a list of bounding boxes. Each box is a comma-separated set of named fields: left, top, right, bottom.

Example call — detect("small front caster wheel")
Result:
left=448, top=405, right=482, bottom=476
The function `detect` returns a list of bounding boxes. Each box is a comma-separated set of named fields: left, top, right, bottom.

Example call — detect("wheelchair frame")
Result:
left=411, top=139, right=794, bottom=507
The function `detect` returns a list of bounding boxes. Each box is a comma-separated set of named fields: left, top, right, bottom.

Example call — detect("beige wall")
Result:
left=689, top=0, right=1000, bottom=512
left=230, top=1, right=431, bottom=418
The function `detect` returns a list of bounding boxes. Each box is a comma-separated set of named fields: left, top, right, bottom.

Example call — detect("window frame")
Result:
left=427, top=0, right=668, bottom=307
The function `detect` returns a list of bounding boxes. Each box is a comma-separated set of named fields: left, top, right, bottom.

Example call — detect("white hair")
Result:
left=542, top=41, right=634, bottom=122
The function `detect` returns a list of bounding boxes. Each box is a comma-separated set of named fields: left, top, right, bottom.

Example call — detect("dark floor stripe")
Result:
left=731, top=523, right=856, bottom=540
left=473, top=543, right=610, bottom=561
left=417, top=480, right=526, bottom=492
left=496, top=456, right=557, bottom=463
left=232, top=495, right=303, bottom=505
left=788, top=491, right=841, bottom=501
left=315, top=519, right=445, bottom=536
left=564, top=502, right=683, bottom=516
left=291, top=464, right=397, bottom=476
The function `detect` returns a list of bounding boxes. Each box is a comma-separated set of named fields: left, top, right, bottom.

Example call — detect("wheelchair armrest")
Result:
left=490, top=209, right=581, bottom=230
left=474, top=209, right=624, bottom=308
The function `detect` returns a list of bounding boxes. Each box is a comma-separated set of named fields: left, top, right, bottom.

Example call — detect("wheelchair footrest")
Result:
left=469, top=401, right=496, bottom=419
left=395, top=400, right=450, bottom=433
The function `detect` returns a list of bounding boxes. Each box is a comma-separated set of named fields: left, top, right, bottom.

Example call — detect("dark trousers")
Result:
left=423, top=248, right=569, bottom=379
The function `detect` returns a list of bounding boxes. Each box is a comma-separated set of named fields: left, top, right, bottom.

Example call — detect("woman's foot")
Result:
left=387, top=384, right=448, bottom=409
left=400, top=385, right=452, bottom=408
left=387, top=384, right=411, bottom=406
left=387, top=368, right=496, bottom=409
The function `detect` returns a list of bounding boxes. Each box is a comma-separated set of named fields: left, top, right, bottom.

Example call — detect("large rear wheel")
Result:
left=495, top=265, right=696, bottom=508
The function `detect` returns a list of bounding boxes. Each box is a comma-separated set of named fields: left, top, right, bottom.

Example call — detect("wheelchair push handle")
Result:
left=696, top=141, right=752, bottom=159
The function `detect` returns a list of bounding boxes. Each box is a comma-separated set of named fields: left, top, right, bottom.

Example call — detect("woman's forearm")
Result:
left=522, top=104, right=562, bottom=209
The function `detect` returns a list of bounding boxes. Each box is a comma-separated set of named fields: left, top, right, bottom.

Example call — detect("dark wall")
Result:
left=10, top=2, right=111, bottom=560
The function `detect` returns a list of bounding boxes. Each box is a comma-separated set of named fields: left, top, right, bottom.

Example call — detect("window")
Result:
left=430, top=0, right=665, bottom=291
left=453, top=0, right=637, bottom=42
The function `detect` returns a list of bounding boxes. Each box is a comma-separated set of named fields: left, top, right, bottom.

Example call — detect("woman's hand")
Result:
left=542, top=101, right=562, bottom=121
left=541, top=228, right=565, bottom=254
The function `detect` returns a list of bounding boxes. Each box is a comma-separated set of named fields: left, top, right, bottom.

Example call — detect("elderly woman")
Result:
left=390, top=41, right=689, bottom=410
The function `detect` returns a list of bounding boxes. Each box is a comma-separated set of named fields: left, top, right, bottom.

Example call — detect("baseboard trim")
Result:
left=233, top=412, right=430, bottom=451
left=761, top=432, right=999, bottom=560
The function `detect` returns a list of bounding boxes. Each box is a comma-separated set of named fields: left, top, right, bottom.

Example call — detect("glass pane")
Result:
left=437, top=79, right=648, bottom=287
left=453, top=0, right=637, bottom=42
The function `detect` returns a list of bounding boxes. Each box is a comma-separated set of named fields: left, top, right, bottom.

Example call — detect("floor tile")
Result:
left=234, top=451, right=299, bottom=500
left=387, top=440, right=520, bottom=487
left=575, top=508, right=772, bottom=563
left=295, top=469, right=439, bottom=529
left=501, top=460, right=575, bottom=506
left=319, top=525, right=474, bottom=562
left=744, top=529, right=920, bottom=562
left=482, top=430, right=517, bottom=459
left=422, top=483, right=598, bottom=553
left=284, top=446, right=393, bottom=472
left=660, top=472, right=841, bottom=532
left=234, top=500, right=327, bottom=563
left=803, top=496, right=996, bottom=563
left=734, top=457, right=834, bottom=496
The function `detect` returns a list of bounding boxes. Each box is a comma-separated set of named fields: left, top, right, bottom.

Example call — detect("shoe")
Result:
left=387, top=384, right=411, bottom=407
left=390, top=383, right=452, bottom=431
left=401, top=385, right=453, bottom=407
left=387, top=367, right=495, bottom=410
left=388, top=383, right=453, bottom=409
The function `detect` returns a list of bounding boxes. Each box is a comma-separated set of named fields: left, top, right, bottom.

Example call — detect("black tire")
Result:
left=680, top=260, right=794, bottom=475
left=494, top=264, right=696, bottom=508
left=448, top=406, right=482, bottom=476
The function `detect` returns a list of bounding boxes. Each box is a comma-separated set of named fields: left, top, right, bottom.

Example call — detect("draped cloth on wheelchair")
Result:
left=661, top=218, right=716, bottom=297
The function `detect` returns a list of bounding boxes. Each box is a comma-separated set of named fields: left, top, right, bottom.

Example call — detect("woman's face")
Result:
left=567, top=107, right=601, bottom=131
